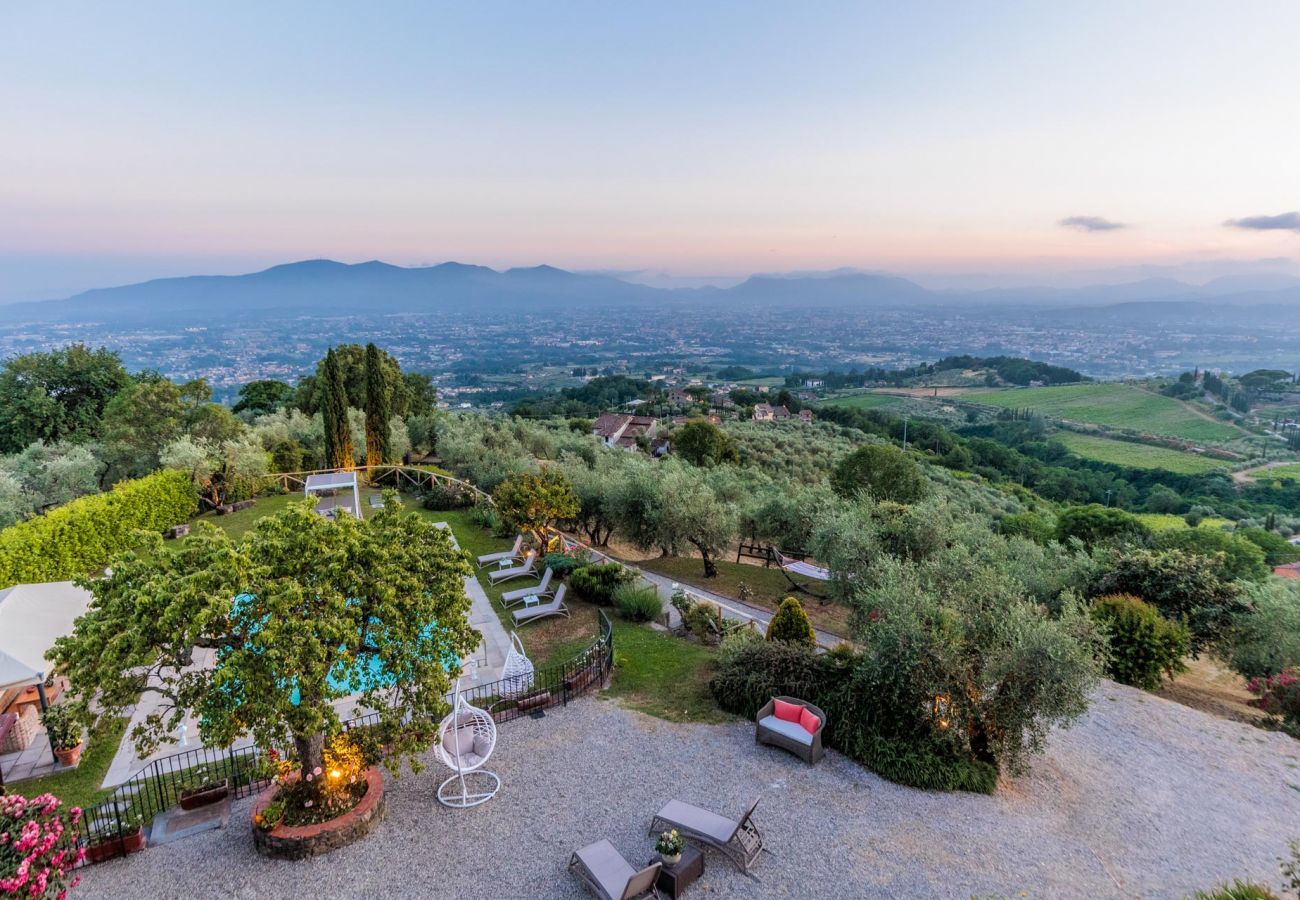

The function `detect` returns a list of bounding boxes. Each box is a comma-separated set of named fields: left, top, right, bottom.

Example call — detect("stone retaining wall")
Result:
left=251, top=766, right=386, bottom=860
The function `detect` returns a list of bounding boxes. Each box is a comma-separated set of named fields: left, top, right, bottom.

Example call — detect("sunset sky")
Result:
left=2, top=1, right=1299, bottom=301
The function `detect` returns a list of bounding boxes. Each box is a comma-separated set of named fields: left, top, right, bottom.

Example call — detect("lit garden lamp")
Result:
left=932, top=693, right=952, bottom=730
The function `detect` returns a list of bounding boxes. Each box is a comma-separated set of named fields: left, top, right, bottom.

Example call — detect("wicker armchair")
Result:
left=755, top=696, right=825, bottom=764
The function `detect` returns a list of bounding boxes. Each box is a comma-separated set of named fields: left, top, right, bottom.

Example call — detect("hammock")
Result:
left=434, top=680, right=500, bottom=808
left=773, top=550, right=831, bottom=601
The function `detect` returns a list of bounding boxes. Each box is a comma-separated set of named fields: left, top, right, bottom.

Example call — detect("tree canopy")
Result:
left=53, top=495, right=478, bottom=783
left=830, top=443, right=928, bottom=503
left=0, top=344, right=130, bottom=452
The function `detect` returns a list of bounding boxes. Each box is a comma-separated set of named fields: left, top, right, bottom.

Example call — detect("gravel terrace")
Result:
left=78, top=685, right=1300, bottom=899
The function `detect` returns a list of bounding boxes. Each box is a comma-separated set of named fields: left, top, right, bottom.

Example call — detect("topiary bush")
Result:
left=568, top=562, right=635, bottom=605
left=765, top=596, right=817, bottom=647
left=612, top=583, right=663, bottom=622
left=1090, top=593, right=1190, bottom=690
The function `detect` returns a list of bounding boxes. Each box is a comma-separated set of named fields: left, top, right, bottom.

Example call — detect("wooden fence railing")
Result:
left=263, top=465, right=494, bottom=504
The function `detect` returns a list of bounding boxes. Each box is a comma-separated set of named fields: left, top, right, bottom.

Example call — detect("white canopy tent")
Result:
left=0, top=581, right=93, bottom=693
left=304, top=470, right=361, bottom=518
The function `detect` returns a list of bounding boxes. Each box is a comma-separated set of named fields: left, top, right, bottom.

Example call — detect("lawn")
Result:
left=817, top=392, right=903, bottom=412
left=10, top=716, right=130, bottom=810
left=603, top=621, right=725, bottom=723
left=1053, top=432, right=1231, bottom=474
left=1250, top=462, right=1300, bottom=480
left=972, top=384, right=1242, bottom=442
left=639, top=555, right=852, bottom=638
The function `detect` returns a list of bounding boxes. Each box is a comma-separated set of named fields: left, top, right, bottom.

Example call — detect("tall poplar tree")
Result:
left=364, top=342, right=392, bottom=466
left=322, top=348, right=354, bottom=469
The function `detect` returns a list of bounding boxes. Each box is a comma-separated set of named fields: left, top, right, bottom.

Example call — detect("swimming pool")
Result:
left=226, top=593, right=460, bottom=703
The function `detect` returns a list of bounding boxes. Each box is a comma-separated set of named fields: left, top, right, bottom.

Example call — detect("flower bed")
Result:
left=250, top=767, right=386, bottom=860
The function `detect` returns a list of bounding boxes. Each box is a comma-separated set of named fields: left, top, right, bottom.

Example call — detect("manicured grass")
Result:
left=1053, top=432, right=1231, bottom=474
left=972, top=384, right=1242, bottom=441
left=1135, top=513, right=1235, bottom=532
left=10, top=716, right=130, bottom=810
left=734, top=376, right=786, bottom=388
left=639, top=556, right=852, bottom=638
left=1249, top=462, right=1300, bottom=481
left=817, top=392, right=903, bottom=411
left=604, top=621, right=726, bottom=723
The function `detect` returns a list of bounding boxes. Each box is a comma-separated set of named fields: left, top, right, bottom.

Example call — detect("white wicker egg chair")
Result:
left=500, top=631, right=535, bottom=700
left=434, top=679, right=500, bottom=808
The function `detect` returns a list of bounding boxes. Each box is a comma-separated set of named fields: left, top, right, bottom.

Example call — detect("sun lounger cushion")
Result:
left=799, top=707, right=821, bottom=735
left=576, top=839, right=636, bottom=892
left=758, top=715, right=814, bottom=746
left=656, top=799, right=740, bottom=844
left=773, top=698, right=802, bottom=722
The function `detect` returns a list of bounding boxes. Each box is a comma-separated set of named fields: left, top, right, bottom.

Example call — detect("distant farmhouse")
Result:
left=752, top=403, right=812, bottom=424
left=592, top=413, right=667, bottom=453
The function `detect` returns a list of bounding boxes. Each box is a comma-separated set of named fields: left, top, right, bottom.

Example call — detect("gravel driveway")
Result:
left=77, top=684, right=1300, bottom=899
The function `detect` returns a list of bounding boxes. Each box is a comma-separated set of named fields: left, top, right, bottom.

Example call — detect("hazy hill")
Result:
left=3, top=259, right=1300, bottom=325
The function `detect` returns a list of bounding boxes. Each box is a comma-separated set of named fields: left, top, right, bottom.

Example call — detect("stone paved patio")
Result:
left=76, top=682, right=1300, bottom=899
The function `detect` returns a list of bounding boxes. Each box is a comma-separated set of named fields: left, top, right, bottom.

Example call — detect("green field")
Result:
left=1053, top=432, right=1231, bottom=474
left=1250, top=462, right=1300, bottom=481
left=734, top=376, right=787, bottom=388
left=818, top=393, right=903, bottom=411
left=972, top=384, right=1241, bottom=442
left=1135, top=513, right=1235, bottom=532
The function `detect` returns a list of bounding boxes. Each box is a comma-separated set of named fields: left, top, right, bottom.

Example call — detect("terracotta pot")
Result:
left=179, top=780, right=230, bottom=810
left=85, top=827, right=146, bottom=863
left=53, top=743, right=83, bottom=767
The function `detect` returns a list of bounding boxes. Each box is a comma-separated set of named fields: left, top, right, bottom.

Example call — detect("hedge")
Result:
left=0, top=470, right=196, bottom=587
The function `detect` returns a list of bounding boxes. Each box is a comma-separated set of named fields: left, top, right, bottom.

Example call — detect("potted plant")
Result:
left=178, top=766, right=230, bottom=810
left=655, top=828, right=685, bottom=866
left=41, top=702, right=85, bottom=767
left=84, top=815, right=146, bottom=863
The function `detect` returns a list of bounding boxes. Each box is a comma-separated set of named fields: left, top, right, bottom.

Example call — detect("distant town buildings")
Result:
left=752, top=404, right=813, bottom=424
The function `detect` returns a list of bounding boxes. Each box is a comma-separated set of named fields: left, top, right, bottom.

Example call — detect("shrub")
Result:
left=421, top=483, right=474, bottom=511
left=998, top=512, right=1053, bottom=544
left=0, top=469, right=196, bottom=586
left=1089, top=594, right=1189, bottom=690
left=613, top=583, right=663, bottom=622
left=1226, top=580, right=1300, bottom=680
left=1247, top=667, right=1300, bottom=737
left=1192, top=882, right=1281, bottom=900
left=1055, top=504, right=1149, bottom=546
left=765, top=597, right=817, bottom=647
left=568, top=562, right=635, bottom=605
left=468, top=503, right=510, bottom=537
left=830, top=443, right=928, bottom=503
left=542, top=552, right=588, bottom=578
left=683, top=601, right=725, bottom=646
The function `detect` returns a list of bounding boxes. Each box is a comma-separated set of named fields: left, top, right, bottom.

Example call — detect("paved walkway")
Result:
left=439, top=523, right=511, bottom=685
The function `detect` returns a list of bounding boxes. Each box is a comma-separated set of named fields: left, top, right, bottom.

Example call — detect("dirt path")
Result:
left=1232, top=459, right=1296, bottom=484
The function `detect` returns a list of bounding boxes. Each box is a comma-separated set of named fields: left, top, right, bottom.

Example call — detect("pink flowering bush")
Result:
left=1248, top=667, right=1300, bottom=738
left=0, top=792, right=84, bottom=899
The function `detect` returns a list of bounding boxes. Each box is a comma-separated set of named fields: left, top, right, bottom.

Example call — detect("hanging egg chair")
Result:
left=500, top=631, right=535, bottom=700
left=434, top=679, right=500, bottom=808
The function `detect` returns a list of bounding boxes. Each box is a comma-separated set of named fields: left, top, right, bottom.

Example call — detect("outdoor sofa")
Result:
left=756, top=696, right=825, bottom=764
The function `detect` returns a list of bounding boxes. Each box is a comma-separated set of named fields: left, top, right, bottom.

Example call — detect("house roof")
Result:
left=1274, top=562, right=1300, bottom=580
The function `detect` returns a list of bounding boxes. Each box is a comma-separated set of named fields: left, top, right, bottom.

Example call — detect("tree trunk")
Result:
left=295, top=731, right=326, bottom=783
left=967, top=718, right=996, bottom=767
left=691, top=540, right=719, bottom=578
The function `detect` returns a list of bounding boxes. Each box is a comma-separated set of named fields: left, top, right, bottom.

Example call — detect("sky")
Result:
left=2, top=1, right=1300, bottom=302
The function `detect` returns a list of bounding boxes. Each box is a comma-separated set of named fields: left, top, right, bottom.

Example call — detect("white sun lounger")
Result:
left=488, top=550, right=537, bottom=585
left=500, top=568, right=554, bottom=605
left=477, top=535, right=524, bottom=569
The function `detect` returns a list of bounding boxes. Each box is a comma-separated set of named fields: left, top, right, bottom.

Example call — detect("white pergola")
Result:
left=304, top=470, right=361, bottom=518
left=0, top=581, right=92, bottom=694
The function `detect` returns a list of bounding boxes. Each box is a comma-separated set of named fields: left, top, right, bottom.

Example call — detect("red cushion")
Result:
left=772, top=699, right=802, bottom=723
left=799, top=706, right=821, bottom=735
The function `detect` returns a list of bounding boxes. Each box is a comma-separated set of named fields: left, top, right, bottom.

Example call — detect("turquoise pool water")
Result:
left=227, top=593, right=459, bottom=703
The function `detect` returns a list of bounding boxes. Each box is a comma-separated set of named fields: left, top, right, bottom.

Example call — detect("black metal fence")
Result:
left=71, top=611, right=612, bottom=867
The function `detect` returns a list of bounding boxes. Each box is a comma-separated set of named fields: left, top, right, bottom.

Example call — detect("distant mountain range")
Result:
left=4, top=259, right=1300, bottom=324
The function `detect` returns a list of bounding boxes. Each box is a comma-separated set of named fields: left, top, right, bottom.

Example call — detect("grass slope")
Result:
left=1249, top=462, right=1300, bottom=481
left=817, top=393, right=903, bottom=411
left=973, top=384, right=1241, bottom=441
left=11, top=716, right=130, bottom=809
left=1053, top=432, right=1230, bottom=474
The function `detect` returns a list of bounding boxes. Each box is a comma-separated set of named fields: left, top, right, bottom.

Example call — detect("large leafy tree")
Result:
left=233, top=379, right=294, bottom=416
left=363, top=343, right=393, bottom=466
left=100, top=377, right=190, bottom=477
left=830, top=443, right=928, bottom=503
left=0, top=344, right=130, bottom=452
left=295, top=344, right=434, bottom=419
left=53, top=496, right=478, bottom=782
left=673, top=419, right=739, bottom=467
left=638, top=464, right=738, bottom=578
left=492, top=469, right=579, bottom=547
left=321, top=348, right=354, bottom=470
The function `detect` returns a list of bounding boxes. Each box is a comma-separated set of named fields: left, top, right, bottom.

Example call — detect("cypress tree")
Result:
left=364, top=342, right=392, bottom=466
left=322, top=348, right=354, bottom=470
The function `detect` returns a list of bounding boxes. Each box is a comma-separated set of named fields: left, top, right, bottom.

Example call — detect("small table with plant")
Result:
left=652, top=829, right=703, bottom=898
